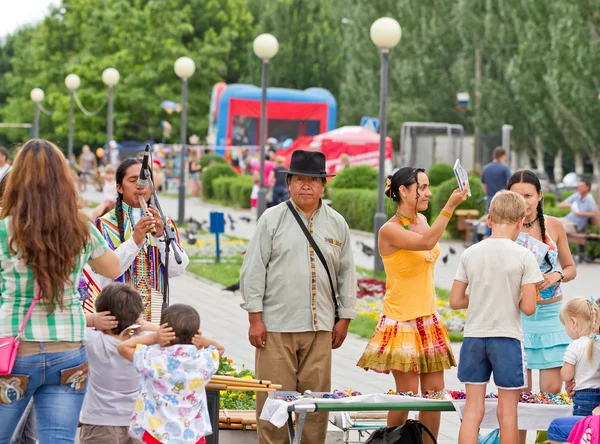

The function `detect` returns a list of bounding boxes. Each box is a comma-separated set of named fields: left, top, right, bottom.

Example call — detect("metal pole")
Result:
left=33, top=103, right=39, bottom=139
left=373, top=50, right=389, bottom=273
left=474, top=48, right=482, bottom=171
left=257, top=59, right=269, bottom=219
left=68, top=90, right=75, bottom=165
left=106, top=85, right=114, bottom=164
left=178, top=78, right=188, bottom=225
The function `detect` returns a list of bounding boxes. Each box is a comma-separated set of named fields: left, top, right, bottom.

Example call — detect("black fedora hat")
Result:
left=285, top=150, right=336, bottom=178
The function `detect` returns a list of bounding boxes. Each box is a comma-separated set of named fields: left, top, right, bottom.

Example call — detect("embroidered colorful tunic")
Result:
left=93, top=202, right=189, bottom=320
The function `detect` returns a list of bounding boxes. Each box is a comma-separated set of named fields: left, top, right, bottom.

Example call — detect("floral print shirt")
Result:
left=130, top=343, right=219, bottom=443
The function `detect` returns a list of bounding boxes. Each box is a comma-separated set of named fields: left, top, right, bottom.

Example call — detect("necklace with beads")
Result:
left=524, top=218, right=538, bottom=229
left=396, top=211, right=417, bottom=230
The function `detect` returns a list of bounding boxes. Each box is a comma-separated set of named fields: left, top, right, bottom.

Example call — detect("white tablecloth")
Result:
left=261, top=394, right=573, bottom=431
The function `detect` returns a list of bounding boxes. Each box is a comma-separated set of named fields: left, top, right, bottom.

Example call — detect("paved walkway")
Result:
left=82, top=190, right=598, bottom=443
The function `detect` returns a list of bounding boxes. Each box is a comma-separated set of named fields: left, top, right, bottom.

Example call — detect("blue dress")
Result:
left=521, top=233, right=571, bottom=370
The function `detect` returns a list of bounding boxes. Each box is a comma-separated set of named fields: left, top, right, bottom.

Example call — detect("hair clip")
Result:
left=589, top=296, right=596, bottom=304
left=118, top=324, right=142, bottom=338
left=384, top=177, right=392, bottom=193
left=589, top=333, right=600, bottom=341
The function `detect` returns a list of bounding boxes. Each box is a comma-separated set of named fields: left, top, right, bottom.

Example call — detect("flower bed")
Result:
left=353, top=277, right=466, bottom=341
left=217, top=357, right=256, bottom=410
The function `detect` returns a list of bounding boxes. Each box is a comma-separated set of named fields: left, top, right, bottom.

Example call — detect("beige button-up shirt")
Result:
left=240, top=200, right=357, bottom=332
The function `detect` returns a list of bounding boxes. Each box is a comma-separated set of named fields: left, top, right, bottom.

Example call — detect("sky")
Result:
left=1, top=0, right=57, bottom=38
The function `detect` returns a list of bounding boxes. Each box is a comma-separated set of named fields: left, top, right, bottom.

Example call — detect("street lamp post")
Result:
left=102, top=68, right=120, bottom=161
left=253, top=33, right=279, bottom=219
left=65, top=74, right=81, bottom=165
left=174, top=56, right=196, bottom=225
left=30, top=88, right=45, bottom=138
left=370, top=17, right=402, bottom=273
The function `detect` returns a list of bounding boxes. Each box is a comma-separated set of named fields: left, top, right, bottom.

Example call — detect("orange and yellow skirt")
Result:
left=357, top=312, right=456, bottom=374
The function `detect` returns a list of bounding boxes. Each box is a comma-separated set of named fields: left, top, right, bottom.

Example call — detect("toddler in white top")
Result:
left=560, top=297, right=600, bottom=417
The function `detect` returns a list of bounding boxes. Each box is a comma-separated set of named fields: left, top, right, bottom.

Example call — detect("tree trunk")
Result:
left=575, top=152, right=584, bottom=175
left=521, top=152, right=532, bottom=170
left=553, top=149, right=564, bottom=183
left=535, top=136, right=545, bottom=172
left=510, top=150, right=519, bottom=172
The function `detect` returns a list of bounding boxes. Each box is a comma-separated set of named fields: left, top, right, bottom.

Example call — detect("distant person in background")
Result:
left=109, top=140, right=120, bottom=168
left=90, top=165, right=117, bottom=221
left=0, top=147, right=11, bottom=180
left=559, top=180, right=598, bottom=234
left=336, top=153, right=351, bottom=173
left=269, top=156, right=288, bottom=206
left=481, top=146, right=512, bottom=236
left=79, top=145, right=98, bottom=191
left=188, top=149, right=201, bottom=198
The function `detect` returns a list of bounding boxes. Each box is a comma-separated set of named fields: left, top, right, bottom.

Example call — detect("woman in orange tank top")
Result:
left=357, top=167, right=468, bottom=440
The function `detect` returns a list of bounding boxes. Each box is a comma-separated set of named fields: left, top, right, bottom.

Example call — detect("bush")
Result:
left=199, top=153, right=227, bottom=170
left=213, top=177, right=238, bottom=202
left=431, top=176, right=486, bottom=238
left=328, top=189, right=396, bottom=232
left=561, top=190, right=574, bottom=201
left=229, top=175, right=254, bottom=209
left=328, top=165, right=378, bottom=190
left=427, top=163, right=455, bottom=186
left=544, top=192, right=557, bottom=207
left=201, top=164, right=237, bottom=199
left=544, top=205, right=570, bottom=218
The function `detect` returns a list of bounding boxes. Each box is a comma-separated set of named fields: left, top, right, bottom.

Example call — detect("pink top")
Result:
left=568, top=416, right=600, bottom=443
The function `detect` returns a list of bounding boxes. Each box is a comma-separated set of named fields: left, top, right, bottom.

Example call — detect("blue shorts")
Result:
left=547, top=416, right=584, bottom=441
left=573, top=389, right=600, bottom=417
left=458, top=337, right=527, bottom=389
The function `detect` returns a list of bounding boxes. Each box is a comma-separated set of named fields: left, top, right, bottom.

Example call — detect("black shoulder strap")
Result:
left=286, top=200, right=338, bottom=315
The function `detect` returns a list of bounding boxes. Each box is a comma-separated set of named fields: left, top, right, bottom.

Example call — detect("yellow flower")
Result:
left=227, top=358, right=233, bottom=363
left=242, top=375, right=252, bottom=380
left=220, top=390, right=227, bottom=396
left=252, top=394, right=256, bottom=400
left=239, top=393, right=247, bottom=400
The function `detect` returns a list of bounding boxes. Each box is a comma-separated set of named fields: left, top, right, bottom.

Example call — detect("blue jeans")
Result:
left=573, top=389, right=600, bottom=417
left=547, top=416, right=585, bottom=442
left=0, top=345, right=88, bottom=444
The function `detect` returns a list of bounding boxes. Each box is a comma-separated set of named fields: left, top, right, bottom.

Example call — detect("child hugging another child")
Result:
left=80, top=283, right=159, bottom=444
left=560, top=297, right=600, bottom=416
left=450, top=190, right=544, bottom=444
left=118, top=304, right=225, bottom=444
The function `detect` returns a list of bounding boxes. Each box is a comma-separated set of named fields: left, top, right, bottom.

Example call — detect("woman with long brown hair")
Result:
left=0, top=139, right=120, bottom=443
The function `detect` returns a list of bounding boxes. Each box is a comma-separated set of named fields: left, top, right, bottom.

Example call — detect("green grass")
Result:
left=187, top=255, right=243, bottom=286
left=348, top=314, right=378, bottom=338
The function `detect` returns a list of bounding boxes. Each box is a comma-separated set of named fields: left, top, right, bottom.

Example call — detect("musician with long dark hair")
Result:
left=92, top=158, right=189, bottom=321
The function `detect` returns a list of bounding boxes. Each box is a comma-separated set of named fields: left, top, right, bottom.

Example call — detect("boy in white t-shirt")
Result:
left=80, top=283, right=158, bottom=444
left=450, top=190, right=544, bottom=444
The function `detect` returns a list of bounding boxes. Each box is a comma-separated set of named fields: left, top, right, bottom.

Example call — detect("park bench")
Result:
left=567, top=232, right=600, bottom=263
left=456, top=209, right=480, bottom=243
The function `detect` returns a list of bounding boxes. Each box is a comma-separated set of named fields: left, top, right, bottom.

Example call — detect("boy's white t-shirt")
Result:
left=80, top=329, right=141, bottom=426
left=454, top=238, right=543, bottom=341
left=564, top=337, right=600, bottom=391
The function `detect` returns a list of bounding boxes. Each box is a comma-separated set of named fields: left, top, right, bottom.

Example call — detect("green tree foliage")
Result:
left=0, top=0, right=253, bottom=151
left=246, top=0, right=343, bottom=99
left=328, top=165, right=377, bottom=189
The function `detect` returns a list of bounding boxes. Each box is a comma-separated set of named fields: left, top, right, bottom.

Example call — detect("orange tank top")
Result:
left=381, top=243, right=440, bottom=322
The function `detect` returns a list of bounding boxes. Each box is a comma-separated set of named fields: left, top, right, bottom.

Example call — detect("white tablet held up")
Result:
left=453, top=159, right=472, bottom=197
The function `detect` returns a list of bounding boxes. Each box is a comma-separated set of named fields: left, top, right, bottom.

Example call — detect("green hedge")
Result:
left=431, top=176, right=486, bottom=238
left=328, top=165, right=377, bottom=190
left=544, top=206, right=570, bottom=218
left=213, top=177, right=238, bottom=202
left=328, top=189, right=396, bottom=232
left=229, top=175, right=253, bottom=208
left=544, top=192, right=557, bottom=207
left=201, top=164, right=238, bottom=199
left=199, top=153, right=228, bottom=169
left=427, top=163, right=455, bottom=186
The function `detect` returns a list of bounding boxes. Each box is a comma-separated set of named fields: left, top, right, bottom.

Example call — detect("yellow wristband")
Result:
left=440, top=209, right=453, bottom=219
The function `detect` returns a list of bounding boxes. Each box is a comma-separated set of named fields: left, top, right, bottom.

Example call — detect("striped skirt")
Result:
left=357, top=312, right=456, bottom=374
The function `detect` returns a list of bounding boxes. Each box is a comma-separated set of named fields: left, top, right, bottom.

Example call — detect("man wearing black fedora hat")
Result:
left=240, top=150, right=357, bottom=444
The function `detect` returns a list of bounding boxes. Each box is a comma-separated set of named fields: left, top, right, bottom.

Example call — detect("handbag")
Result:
left=364, top=419, right=438, bottom=443
left=286, top=200, right=339, bottom=323
left=0, top=287, right=41, bottom=376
